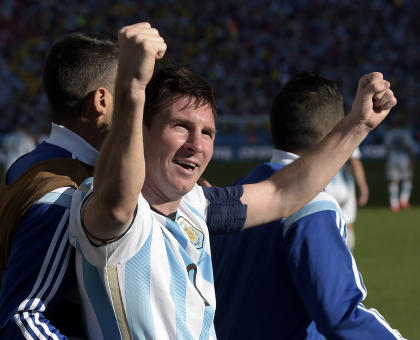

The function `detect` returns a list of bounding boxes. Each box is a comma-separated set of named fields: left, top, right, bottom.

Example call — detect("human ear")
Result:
left=93, top=87, right=113, bottom=115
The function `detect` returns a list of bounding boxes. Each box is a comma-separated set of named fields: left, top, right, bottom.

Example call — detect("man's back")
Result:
left=211, top=149, right=404, bottom=340
left=0, top=137, right=88, bottom=339
left=211, top=151, right=345, bottom=339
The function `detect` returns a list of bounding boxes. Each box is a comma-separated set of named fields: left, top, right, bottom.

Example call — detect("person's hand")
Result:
left=349, top=72, right=397, bottom=130
left=357, top=187, right=369, bottom=206
left=117, top=22, right=167, bottom=93
left=197, top=177, right=212, bottom=187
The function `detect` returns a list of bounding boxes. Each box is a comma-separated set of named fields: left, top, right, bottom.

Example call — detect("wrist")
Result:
left=340, top=113, right=371, bottom=138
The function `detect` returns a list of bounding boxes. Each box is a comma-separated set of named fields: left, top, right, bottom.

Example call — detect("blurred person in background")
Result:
left=1, top=124, right=36, bottom=172
left=384, top=115, right=416, bottom=212
left=325, top=147, right=369, bottom=252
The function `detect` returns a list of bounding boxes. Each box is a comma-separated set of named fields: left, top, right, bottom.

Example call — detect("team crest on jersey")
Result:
left=177, top=216, right=204, bottom=249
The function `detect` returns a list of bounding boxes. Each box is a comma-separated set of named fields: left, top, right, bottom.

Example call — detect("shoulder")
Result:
left=283, top=191, right=343, bottom=232
left=302, top=190, right=341, bottom=215
left=6, top=142, right=72, bottom=184
left=235, top=162, right=279, bottom=185
left=182, top=185, right=207, bottom=214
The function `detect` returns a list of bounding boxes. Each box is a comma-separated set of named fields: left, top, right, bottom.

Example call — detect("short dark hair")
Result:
left=43, top=32, right=118, bottom=124
left=270, top=72, right=345, bottom=153
left=144, top=65, right=217, bottom=127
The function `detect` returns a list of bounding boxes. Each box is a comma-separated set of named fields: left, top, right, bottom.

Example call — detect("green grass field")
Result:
left=204, top=160, right=420, bottom=339
left=355, top=207, right=420, bottom=339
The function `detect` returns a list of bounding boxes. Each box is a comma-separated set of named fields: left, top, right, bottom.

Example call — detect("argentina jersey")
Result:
left=0, top=123, right=98, bottom=340
left=69, top=181, right=216, bottom=340
left=282, top=190, right=348, bottom=242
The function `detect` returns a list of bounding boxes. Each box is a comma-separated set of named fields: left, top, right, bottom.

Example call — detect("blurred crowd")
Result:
left=1, top=0, right=420, bottom=140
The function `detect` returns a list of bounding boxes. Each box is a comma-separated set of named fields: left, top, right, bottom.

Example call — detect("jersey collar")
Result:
left=270, top=149, right=299, bottom=166
left=45, top=123, right=98, bottom=166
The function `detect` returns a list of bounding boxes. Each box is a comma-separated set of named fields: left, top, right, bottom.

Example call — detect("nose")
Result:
left=186, top=130, right=204, bottom=153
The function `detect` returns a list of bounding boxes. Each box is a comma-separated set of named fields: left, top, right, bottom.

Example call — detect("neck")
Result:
left=150, top=205, right=177, bottom=221
left=61, top=121, right=106, bottom=151
left=142, top=186, right=181, bottom=216
left=150, top=201, right=180, bottom=216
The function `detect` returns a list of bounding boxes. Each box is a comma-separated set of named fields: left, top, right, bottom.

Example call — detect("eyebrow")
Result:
left=199, top=124, right=217, bottom=136
left=172, top=117, right=217, bottom=135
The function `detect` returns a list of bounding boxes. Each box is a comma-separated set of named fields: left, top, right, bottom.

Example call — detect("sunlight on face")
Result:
left=143, top=97, right=216, bottom=202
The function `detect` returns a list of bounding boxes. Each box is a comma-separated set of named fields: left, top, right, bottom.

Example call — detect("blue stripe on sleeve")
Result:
left=35, top=191, right=73, bottom=208
left=78, top=177, right=94, bottom=196
left=283, top=200, right=340, bottom=236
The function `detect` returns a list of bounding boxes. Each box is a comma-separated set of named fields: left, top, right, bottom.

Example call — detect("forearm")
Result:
left=242, top=72, right=395, bottom=228
left=350, top=157, right=369, bottom=205
left=82, top=23, right=166, bottom=240
left=89, top=88, right=146, bottom=237
left=243, top=117, right=370, bottom=227
left=2, top=311, right=69, bottom=340
left=281, top=117, right=369, bottom=211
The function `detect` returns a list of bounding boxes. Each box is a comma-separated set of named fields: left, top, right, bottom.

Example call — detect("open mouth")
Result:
left=174, top=160, right=198, bottom=171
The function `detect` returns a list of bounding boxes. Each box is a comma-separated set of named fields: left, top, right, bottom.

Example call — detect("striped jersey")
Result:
left=0, top=123, right=96, bottom=339
left=211, top=149, right=405, bottom=340
left=325, top=147, right=361, bottom=203
left=384, top=127, right=416, bottom=162
left=324, top=147, right=360, bottom=224
left=69, top=182, right=246, bottom=340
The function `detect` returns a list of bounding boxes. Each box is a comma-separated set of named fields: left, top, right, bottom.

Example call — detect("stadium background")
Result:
left=1, top=0, right=419, bottom=338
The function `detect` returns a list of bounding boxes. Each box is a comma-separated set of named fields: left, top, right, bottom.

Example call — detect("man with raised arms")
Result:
left=69, top=22, right=396, bottom=339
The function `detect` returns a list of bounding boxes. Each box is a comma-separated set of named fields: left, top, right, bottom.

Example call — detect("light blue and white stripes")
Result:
left=70, top=184, right=217, bottom=339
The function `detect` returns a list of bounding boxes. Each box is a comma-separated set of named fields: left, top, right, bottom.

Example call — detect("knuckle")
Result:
left=372, top=83, right=383, bottom=92
left=142, top=39, right=153, bottom=49
left=119, top=27, right=129, bottom=37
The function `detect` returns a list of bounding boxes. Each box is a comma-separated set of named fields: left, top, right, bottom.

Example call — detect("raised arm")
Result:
left=242, top=72, right=396, bottom=228
left=83, top=23, right=167, bottom=241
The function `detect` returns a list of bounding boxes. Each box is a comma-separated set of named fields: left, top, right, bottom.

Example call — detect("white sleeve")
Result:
left=69, top=178, right=153, bottom=268
left=351, top=147, right=361, bottom=159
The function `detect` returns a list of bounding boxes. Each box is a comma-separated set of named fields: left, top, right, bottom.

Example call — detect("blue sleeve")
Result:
left=202, top=185, right=247, bottom=234
left=286, top=206, right=404, bottom=340
left=0, top=202, right=85, bottom=339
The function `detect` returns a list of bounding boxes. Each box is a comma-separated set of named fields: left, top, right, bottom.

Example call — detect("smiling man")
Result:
left=141, top=83, right=217, bottom=211
left=69, top=23, right=397, bottom=339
